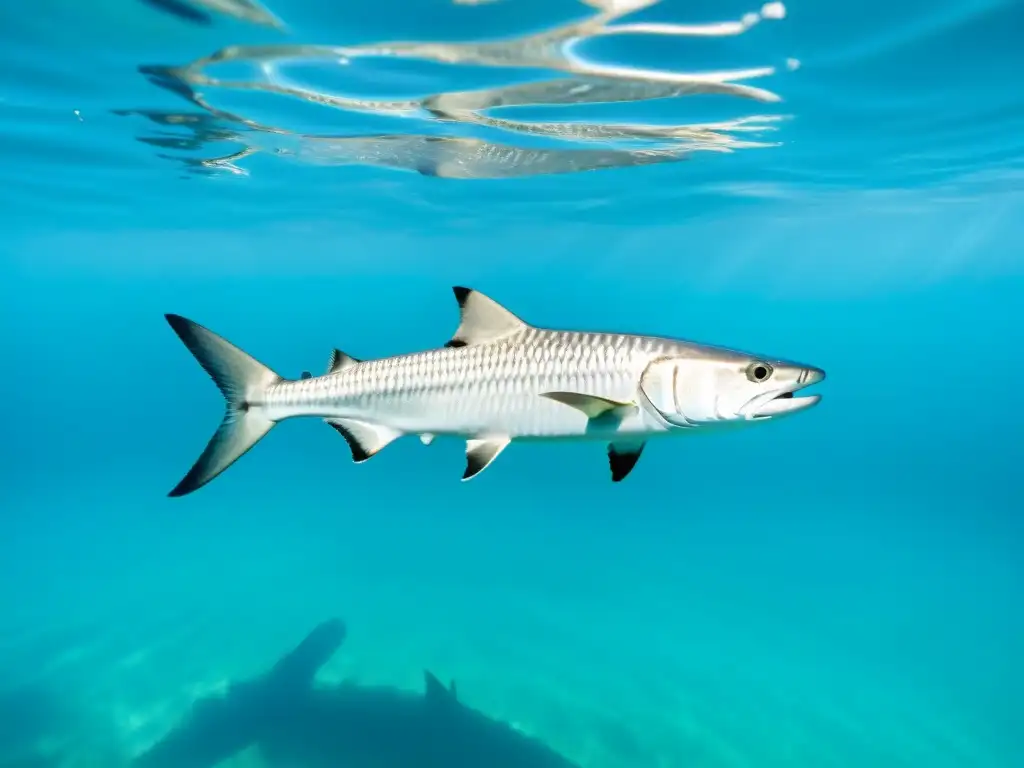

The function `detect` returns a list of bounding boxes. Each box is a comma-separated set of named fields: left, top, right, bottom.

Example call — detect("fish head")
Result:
left=639, top=349, right=825, bottom=427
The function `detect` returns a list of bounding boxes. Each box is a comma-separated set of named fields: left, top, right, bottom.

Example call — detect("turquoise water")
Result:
left=1, top=1, right=1022, bottom=766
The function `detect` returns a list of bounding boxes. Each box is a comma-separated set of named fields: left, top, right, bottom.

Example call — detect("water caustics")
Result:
left=123, top=0, right=796, bottom=179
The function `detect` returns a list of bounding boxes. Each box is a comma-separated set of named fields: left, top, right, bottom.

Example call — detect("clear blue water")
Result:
left=1, top=1, right=1022, bottom=766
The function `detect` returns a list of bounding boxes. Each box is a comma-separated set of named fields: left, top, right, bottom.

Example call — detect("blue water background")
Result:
left=1, top=1, right=1022, bottom=766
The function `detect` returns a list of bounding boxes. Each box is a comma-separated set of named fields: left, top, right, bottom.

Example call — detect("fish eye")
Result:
left=747, top=362, right=773, bottom=383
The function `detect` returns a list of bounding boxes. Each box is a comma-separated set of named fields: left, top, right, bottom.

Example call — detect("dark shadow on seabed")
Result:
left=132, top=617, right=584, bottom=768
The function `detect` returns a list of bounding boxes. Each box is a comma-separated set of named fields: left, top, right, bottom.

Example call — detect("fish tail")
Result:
left=267, top=618, right=347, bottom=690
left=164, top=314, right=283, bottom=497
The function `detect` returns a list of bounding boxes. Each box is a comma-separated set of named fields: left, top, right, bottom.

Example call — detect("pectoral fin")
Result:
left=327, top=418, right=402, bottom=462
left=608, top=440, right=646, bottom=482
left=541, top=392, right=637, bottom=420
left=463, top=436, right=510, bottom=480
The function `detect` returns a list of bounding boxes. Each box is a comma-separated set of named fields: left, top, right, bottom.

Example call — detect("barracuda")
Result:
left=164, top=286, right=825, bottom=496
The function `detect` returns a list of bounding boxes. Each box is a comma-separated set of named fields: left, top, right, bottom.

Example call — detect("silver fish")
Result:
left=165, top=286, right=824, bottom=495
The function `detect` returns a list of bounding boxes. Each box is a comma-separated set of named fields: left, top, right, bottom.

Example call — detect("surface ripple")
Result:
left=0, top=0, right=1021, bottom=228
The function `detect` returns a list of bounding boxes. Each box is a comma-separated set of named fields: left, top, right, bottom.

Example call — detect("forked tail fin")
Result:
left=165, top=314, right=283, bottom=497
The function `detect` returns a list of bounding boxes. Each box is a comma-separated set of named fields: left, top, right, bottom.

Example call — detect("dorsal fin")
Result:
left=424, top=670, right=458, bottom=704
left=327, top=348, right=359, bottom=374
left=300, top=371, right=312, bottom=380
left=445, top=286, right=528, bottom=348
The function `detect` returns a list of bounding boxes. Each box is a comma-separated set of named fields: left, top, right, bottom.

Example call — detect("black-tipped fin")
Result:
left=608, top=440, right=645, bottom=482
left=169, top=410, right=275, bottom=498
left=445, top=286, right=529, bottom=348
left=327, top=418, right=403, bottom=462
left=462, top=436, right=510, bottom=480
left=165, top=314, right=282, bottom=497
left=327, top=349, right=360, bottom=375
left=300, top=371, right=312, bottom=379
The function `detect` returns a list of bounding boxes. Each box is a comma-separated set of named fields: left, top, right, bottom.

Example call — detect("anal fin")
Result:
left=463, top=436, right=510, bottom=481
left=608, top=440, right=646, bottom=482
left=327, top=418, right=402, bottom=462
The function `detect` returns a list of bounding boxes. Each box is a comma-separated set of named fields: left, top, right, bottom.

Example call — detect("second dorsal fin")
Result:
left=424, top=670, right=458, bottom=704
left=444, top=287, right=529, bottom=348
left=327, top=349, right=360, bottom=374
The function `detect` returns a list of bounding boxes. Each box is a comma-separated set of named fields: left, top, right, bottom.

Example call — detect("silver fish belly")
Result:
left=260, top=329, right=671, bottom=440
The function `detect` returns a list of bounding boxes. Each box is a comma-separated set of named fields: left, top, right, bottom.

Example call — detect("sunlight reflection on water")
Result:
left=123, top=0, right=793, bottom=179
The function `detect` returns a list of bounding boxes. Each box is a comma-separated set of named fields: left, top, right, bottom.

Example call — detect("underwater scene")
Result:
left=1, top=0, right=1022, bottom=767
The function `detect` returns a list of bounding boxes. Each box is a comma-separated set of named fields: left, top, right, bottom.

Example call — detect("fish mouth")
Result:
left=749, top=390, right=821, bottom=418
left=743, top=367, right=825, bottom=420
